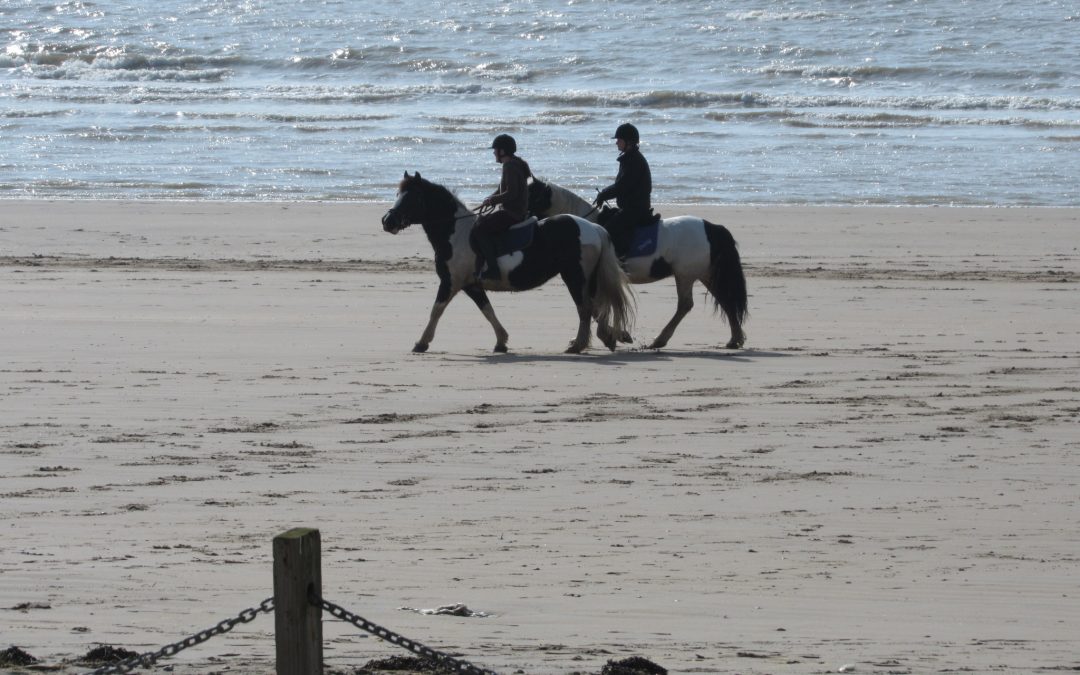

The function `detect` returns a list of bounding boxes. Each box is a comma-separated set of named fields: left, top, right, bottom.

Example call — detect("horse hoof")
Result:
left=646, top=341, right=666, bottom=350
left=618, top=331, right=634, bottom=344
left=493, top=344, right=508, bottom=353
left=565, top=343, right=585, bottom=354
left=725, top=336, right=746, bottom=349
left=596, top=330, right=617, bottom=351
left=413, top=342, right=429, bottom=353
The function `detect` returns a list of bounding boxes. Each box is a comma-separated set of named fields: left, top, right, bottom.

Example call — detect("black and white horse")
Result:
left=530, top=179, right=748, bottom=349
left=381, top=172, right=635, bottom=354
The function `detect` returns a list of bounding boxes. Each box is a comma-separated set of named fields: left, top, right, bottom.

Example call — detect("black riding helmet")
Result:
left=490, top=134, right=517, bottom=154
left=612, top=123, right=639, bottom=145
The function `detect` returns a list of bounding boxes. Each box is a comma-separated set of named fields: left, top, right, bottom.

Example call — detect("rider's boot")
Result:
left=472, top=234, right=500, bottom=282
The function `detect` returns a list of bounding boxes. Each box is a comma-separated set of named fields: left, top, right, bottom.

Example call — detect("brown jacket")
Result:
left=487, top=156, right=532, bottom=221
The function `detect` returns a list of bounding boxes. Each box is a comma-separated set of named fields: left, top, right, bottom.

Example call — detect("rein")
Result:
left=420, top=209, right=476, bottom=229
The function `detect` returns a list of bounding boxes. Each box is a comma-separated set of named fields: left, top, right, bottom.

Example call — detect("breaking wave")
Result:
left=525, top=89, right=1080, bottom=112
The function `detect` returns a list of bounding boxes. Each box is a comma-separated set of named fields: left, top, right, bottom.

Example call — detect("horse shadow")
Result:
left=439, top=347, right=788, bottom=366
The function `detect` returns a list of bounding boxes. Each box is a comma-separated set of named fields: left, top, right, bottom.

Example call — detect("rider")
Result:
left=471, top=134, right=532, bottom=280
left=594, top=122, right=653, bottom=258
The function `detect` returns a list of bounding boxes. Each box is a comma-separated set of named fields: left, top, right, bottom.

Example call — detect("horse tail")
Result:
left=704, top=221, right=749, bottom=328
left=591, top=228, right=636, bottom=339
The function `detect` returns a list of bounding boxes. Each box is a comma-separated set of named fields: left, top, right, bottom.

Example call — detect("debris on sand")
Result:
left=600, top=656, right=668, bottom=675
left=79, top=645, right=139, bottom=664
left=346, top=655, right=457, bottom=673
left=0, top=646, right=38, bottom=666
left=398, top=603, right=491, bottom=617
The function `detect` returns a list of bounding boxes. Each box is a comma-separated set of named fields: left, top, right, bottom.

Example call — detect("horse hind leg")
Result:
left=560, top=268, right=592, bottom=354
left=647, top=276, right=695, bottom=350
left=595, top=319, right=618, bottom=351
left=725, top=317, right=747, bottom=350
left=588, top=234, right=636, bottom=351
left=701, top=276, right=746, bottom=349
left=595, top=318, right=633, bottom=349
left=566, top=303, right=592, bottom=354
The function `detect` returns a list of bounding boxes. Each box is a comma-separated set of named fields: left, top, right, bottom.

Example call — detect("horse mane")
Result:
left=399, top=173, right=465, bottom=217
left=528, top=176, right=553, bottom=215
left=556, top=181, right=591, bottom=208
left=540, top=179, right=593, bottom=218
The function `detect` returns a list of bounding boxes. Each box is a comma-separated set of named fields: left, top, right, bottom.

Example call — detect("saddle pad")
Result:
left=495, top=216, right=538, bottom=256
left=628, top=220, right=660, bottom=258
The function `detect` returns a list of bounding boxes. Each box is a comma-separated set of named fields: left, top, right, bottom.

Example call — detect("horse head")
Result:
left=382, top=171, right=426, bottom=234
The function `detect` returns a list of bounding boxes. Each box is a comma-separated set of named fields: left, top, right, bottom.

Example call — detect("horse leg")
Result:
left=596, top=320, right=618, bottom=351
left=648, top=276, right=695, bottom=350
left=462, top=285, right=510, bottom=353
left=594, top=312, right=631, bottom=348
left=701, top=276, right=746, bottom=349
left=724, top=313, right=747, bottom=349
left=566, top=301, right=593, bottom=354
left=413, top=281, right=457, bottom=353
left=560, top=268, right=592, bottom=354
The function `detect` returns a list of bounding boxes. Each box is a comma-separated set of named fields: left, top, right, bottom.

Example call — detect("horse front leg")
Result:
left=648, top=276, right=695, bottom=350
left=414, top=281, right=457, bottom=353
left=462, top=284, right=510, bottom=353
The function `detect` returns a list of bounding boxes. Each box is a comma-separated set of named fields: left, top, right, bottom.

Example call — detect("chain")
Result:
left=82, top=597, right=274, bottom=675
left=80, top=593, right=497, bottom=675
left=312, top=593, right=499, bottom=675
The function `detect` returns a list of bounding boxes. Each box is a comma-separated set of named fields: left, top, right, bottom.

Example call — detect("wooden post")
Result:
left=274, top=528, right=323, bottom=675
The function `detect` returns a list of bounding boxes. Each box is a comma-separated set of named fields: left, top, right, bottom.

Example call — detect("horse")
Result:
left=529, top=178, right=748, bottom=350
left=381, top=172, right=635, bottom=354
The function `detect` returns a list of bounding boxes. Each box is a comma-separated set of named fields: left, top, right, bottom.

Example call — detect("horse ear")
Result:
left=415, top=171, right=422, bottom=180
left=403, top=171, right=410, bottom=179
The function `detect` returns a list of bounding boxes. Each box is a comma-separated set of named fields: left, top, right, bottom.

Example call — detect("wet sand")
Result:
left=2, top=201, right=1078, bottom=673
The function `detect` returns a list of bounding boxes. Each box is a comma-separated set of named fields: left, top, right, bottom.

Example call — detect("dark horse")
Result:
left=381, top=172, right=635, bottom=354
left=529, top=178, right=748, bottom=349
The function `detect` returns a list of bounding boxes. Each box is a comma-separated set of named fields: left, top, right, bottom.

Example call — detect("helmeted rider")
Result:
left=594, top=123, right=653, bottom=258
left=471, top=134, right=532, bottom=281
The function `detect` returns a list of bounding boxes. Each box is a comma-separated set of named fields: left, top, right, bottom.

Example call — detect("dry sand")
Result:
left=1, top=201, right=1078, bottom=674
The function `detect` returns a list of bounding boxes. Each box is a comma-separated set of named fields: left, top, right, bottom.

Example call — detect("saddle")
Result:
left=626, top=213, right=663, bottom=259
left=494, top=216, right=539, bottom=257
left=600, top=206, right=661, bottom=260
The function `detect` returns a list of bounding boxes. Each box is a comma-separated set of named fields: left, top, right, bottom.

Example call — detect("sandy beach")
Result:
left=1, top=201, right=1078, bottom=674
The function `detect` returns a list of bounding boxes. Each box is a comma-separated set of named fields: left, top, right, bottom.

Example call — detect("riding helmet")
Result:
left=490, top=134, right=517, bottom=154
left=612, top=123, right=640, bottom=144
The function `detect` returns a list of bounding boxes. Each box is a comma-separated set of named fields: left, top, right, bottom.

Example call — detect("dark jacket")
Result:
left=487, top=155, right=532, bottom=221
left=597, top=146, right=651, bottom=216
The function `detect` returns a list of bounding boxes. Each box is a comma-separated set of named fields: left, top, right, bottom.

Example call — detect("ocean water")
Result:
left=1, top=0, right=1078, bottom=205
